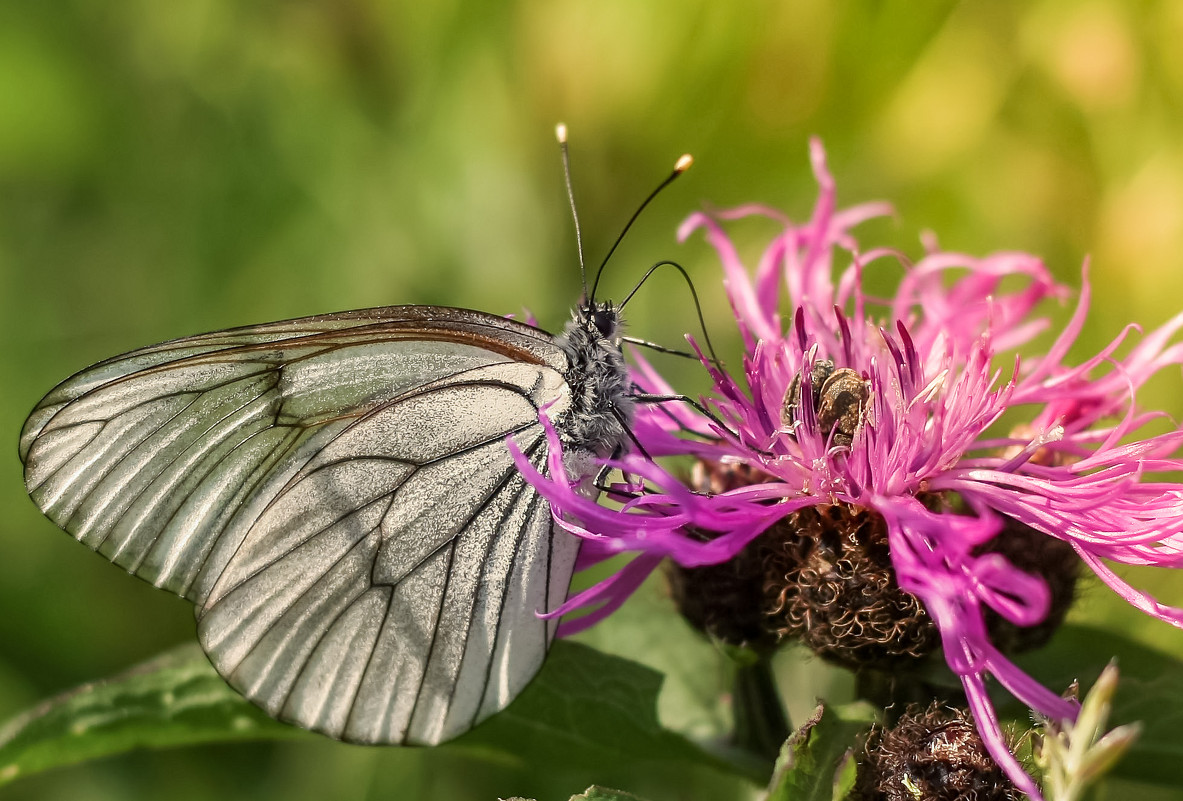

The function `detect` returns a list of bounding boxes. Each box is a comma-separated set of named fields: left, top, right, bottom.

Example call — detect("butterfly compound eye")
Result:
left=592, top=308, right=616, bottom=338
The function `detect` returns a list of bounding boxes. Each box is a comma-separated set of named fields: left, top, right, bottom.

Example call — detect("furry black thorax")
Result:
left=556, top=301, right=634, bottom=457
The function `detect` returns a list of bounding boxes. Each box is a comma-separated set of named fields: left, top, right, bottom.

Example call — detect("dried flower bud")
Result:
left=761, top=503, right=939, bottom=668
left=666, top=460, right=779, bottom=650
left=852, top=704, right=1021, bottom=801
left=977, top=516, right=1079, bottom=654
left=669, top=476, right=1080, bottom=673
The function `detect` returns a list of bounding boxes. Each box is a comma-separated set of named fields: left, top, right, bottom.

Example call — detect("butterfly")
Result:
left=18, top=131, right=693, bottom=747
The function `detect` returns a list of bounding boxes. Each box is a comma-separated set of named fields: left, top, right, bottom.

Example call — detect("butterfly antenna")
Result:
left=556, top=123, right=588, bottom=301
left=590, top=152, right=693, bottom=302
left=619, top=259, right=723, bottom=370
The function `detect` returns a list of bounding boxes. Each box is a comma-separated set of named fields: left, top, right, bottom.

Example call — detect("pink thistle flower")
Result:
left=511, top=140, right=1183, bottom=798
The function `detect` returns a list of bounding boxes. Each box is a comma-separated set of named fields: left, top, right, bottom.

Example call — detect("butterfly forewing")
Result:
left=20, top=306, right=584, bottom=744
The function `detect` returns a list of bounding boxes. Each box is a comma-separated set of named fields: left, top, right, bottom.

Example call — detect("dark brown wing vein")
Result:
left=243, top=549, right=389, bottom=725
left=31, top=387, right=202, bottom=498
left=85, top=370, right=283, bottom=553
left=177, top=425, right=307, bottom=601
left=196, top=486, right=396, bottom=679
left=279, top=582, right=393, bottom=736
left=225, top=494, right=396, bottom=702
left=338, top=429, right=550, bottom=743
left=126, top=404, right=293, bottom=576
left=399, top=433, right=549, bottom=739
left=435, top=453, right=554, bottom=742
left=201, top=421, right=542, bottom=612
left=28, top=365, right=279, bottom=537
left=25, top=362, right=279, bottom=482
left=346, top=537, right=456, bottom=742
left=203, top=462, right=412, bottom=618
left=466, top=485, right=546, bottom=735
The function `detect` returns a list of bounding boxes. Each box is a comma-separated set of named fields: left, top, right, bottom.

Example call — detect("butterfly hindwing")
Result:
left=198, top=364, right=578, bottom=744
left=20, top=306, right=582, bottom=744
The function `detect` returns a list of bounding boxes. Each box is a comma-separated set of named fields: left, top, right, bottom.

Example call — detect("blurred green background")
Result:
left=4, top=1, right=1183, bottom=799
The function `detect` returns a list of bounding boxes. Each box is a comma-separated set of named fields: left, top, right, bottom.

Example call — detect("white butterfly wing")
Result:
left=198, top=363, right=578, bottom=744
left=20, top=306, right=582, bottom=744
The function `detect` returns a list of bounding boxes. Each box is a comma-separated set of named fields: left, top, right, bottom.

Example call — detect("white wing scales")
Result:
left=19, top=307, right=587, bottom=745
left=199, top=371, right=571, bottom=744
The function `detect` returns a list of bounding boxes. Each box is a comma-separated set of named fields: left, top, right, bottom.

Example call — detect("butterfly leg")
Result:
left=631, top=391, right=777, bottom=459
left=590, top=419, right=650, bottom=501
left=619, top=335, right=700, bottom=361
left=630, top=391, right=734, bottom=437
left=592, top=463, right=636, bottom=501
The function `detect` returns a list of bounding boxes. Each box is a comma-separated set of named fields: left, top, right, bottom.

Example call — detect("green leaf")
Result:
left=1014, top=624, right=1183, bottom=786
left=571, top=574, right=733, bottom=744
left=0, top=644, right=303, bottom=786
left=569, top=786, right=651, bottom=801
left=765, top=702, right=876, bottom=801
left=454, top=640, right=742, bottom=776
left=0, top=639, right=741, bottom=786
left=831, top=749, right=858, bottom=801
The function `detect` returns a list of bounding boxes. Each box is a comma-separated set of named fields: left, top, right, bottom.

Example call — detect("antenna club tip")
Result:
left=674, top=154, right=694, bottom=173
left=555, top=123, right=568, bottom=144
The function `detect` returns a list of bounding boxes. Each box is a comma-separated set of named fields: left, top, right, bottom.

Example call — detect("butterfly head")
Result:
left=581, top=300, right=623, bottom=343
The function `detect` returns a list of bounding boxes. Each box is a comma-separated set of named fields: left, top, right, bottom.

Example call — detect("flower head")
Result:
left=854, top=702, right=1023, bottom=801
left=511, top=140, right=1183, bottom=798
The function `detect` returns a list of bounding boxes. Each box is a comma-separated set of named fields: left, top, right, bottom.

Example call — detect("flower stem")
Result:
left=855, top=668, right=955, bottom=722
left=731, top=653, right=791, bottom=762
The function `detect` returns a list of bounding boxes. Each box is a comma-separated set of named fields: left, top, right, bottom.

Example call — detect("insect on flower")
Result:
left=515, top=139, right=1183, bottom=799
left=18, top=126, right=692, bottom=747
